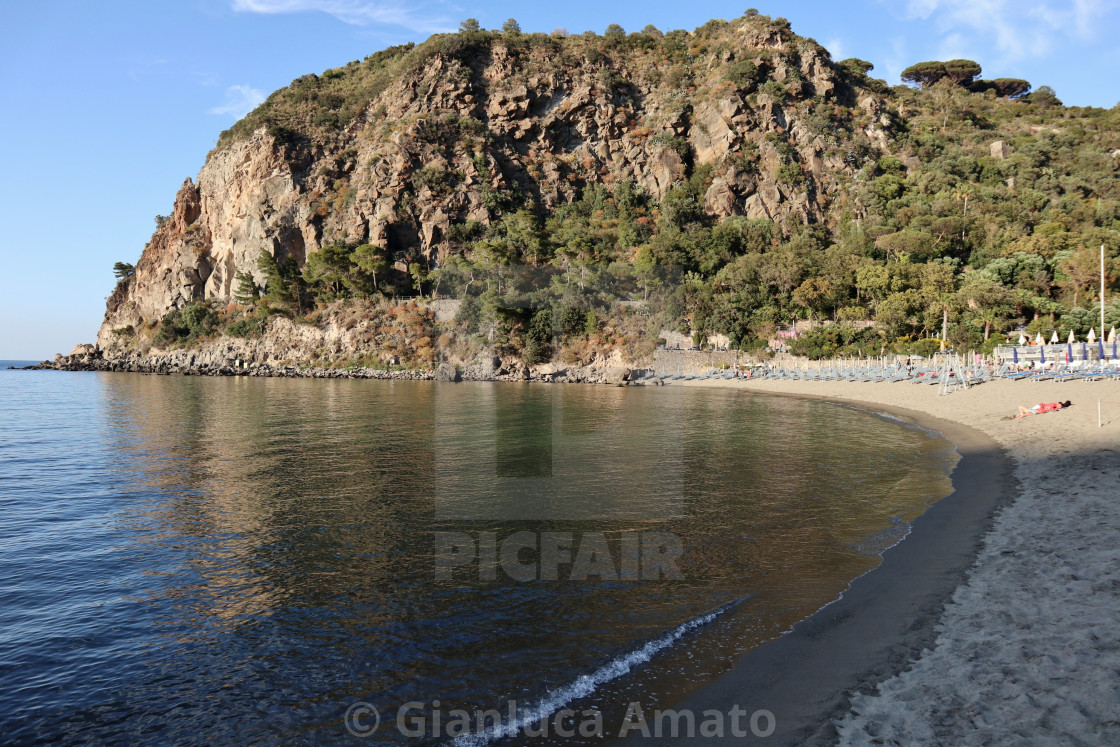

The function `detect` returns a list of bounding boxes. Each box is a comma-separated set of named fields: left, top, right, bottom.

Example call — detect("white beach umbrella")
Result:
left=1050, top=331, right=1059, bottom=343
left=1035, top=333, right=1044, bottom=346
left=1018, top=333, right=1027, bottom=345
left=1088, top=327, right=1096, bottom=344
left=1068, top=329, right=1076, bottom=344
left=1110, top=327, right=1116, bottom=344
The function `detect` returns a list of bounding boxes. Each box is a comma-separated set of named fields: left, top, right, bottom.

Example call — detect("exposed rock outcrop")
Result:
left=97, top=16, right=891, bottom=351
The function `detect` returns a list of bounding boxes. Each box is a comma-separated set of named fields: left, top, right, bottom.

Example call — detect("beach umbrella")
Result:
left=1088, top=327, right=1096, bottom=344
left=1114, top=339, right=1118, bottom=360
left=1100, top=339, right=1106, bottom=360
left=1018, top=333, right=1027, bottom=345
left=1050, top=331, right=1059, bottom=343
left=1035, top=333, right=1044, bottom=346
left=1067, top=343, right=1073, bottom=364
left=1039, top=345, right=1046, bottom=364
left=1082, top=342, right=1088, bottom=361
left=1109, top=327, right=1116, bottom=343
left=1068, top=329, right=1076, bottom=344
left=1012, top=347, right=1019, bottom=364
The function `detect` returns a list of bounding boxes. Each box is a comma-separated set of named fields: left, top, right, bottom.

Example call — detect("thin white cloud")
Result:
left=231, top=0, right=453, bottom=34
left=1071, top=0, right=1106, bottom=39
left=881, top=36, right=909, bottom=84
left=893, top=0, right=1109, bottom=62
left=936, top=32, right=972, bottom=61
left=209, top=84, right=266, bottom=118
left=826, top=37, right=847, bottom=61
left=123, top=56, right=169, bottom=82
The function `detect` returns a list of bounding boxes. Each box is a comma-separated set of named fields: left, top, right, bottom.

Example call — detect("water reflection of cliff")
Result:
left=101, top=375, right=437, bottom=626
left=99, top=376, right=954, bottom=635
left=433, top=383, right=686, bottom=521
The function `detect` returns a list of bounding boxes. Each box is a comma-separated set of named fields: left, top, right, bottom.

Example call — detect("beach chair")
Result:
left=1051, top=369, right=1081, bottom=383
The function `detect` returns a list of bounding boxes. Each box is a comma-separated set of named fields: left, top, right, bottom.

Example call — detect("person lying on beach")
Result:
left=1012, top=401, right=1072, bottom=419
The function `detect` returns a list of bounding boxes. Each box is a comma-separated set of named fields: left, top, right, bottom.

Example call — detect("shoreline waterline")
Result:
left=624, top=378, right=1016, bottom=745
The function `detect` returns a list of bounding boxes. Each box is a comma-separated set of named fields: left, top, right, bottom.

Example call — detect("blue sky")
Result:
left=1, top=0, right=1118, bottom=359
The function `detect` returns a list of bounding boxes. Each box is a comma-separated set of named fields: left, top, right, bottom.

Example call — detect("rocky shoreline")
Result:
left=29, top=349, right=653, bottom=386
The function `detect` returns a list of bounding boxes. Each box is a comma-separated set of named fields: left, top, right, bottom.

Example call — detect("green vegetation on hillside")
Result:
left=192, top=11, right=1120, bottom=362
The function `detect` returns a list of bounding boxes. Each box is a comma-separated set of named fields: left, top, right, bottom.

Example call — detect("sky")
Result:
left=1, top=0, right=1118, bottom=359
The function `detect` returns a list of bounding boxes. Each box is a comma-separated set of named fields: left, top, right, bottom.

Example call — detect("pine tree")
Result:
left=257, top=251, right=295, bottom=309
left=234, top=270, right=260, bottom=305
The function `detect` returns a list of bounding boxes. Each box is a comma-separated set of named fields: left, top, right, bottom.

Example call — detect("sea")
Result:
left=0, top=366, right=958, bottom=744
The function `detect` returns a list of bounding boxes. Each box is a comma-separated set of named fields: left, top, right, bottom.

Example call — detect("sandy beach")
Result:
left=672, top=376, right=1120, bottom=744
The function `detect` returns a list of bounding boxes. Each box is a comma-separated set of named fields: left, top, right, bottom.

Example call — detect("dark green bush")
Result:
left=726, top=60, right=762, bottom=90
left=225, top=318, right=262, bottom=338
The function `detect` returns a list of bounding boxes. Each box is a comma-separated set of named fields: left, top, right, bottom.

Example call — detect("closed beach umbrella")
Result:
left=1068, top=330, right=1076, bottom=344
left=1012, top=347, right=1019, bottom=364
left=1100, top=339, right=1106, bottom=360
left=1018, top=333, right=1027, bottom=345
left=1035, top=333, right=1044, bottom=346
left=1109, top=327, right=1116, bottom=343
left=1113, top=339, right=1118, bottom=360
left=1082, top=342, right=1088, bottom=361
left=1067, top=343, right=1073, bottom=363
left=1050, top=331, right=1059, bottom=343
left=1039, top=345, right=1046, bottom=364
left=1088, top=327, right=1096, bottom=344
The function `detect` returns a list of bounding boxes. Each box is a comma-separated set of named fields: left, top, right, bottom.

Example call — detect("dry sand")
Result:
left=676, top=376, right=1120, bottom=744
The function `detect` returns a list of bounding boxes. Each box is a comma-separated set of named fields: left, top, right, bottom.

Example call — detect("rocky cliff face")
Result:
left=98, top=16, right=891, bottom=349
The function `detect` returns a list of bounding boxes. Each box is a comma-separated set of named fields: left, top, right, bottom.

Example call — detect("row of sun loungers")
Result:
left=645, top=361, right=1120, bottom=386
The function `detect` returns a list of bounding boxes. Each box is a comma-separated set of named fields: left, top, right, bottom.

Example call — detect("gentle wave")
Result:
left=453, top=597, right=749, bottom=746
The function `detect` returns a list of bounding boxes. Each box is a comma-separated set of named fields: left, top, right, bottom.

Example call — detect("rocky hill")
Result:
left=95, top=11, right=1119, bottom=367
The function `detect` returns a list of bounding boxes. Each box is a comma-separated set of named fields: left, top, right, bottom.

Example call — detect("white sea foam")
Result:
left=453, top=598, right=746, bottom=746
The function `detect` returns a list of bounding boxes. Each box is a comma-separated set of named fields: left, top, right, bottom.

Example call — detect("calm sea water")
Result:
left=0, top=370, right=956, bottom=744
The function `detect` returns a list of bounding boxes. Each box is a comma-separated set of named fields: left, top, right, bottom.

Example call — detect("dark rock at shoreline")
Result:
left=435, top=363, right=461, bottom=382
left=37, top=350, right=669, bottom=387
left=39, top=351, right=439, bottom=382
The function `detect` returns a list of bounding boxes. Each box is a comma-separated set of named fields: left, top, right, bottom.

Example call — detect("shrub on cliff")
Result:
left=726, top=59, right=763, bottom=91
left=522, top=308, right=554, bottom=364
left=156, top=302, right=218, bottom=346
left=225, top=317, right=262, bottom=338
